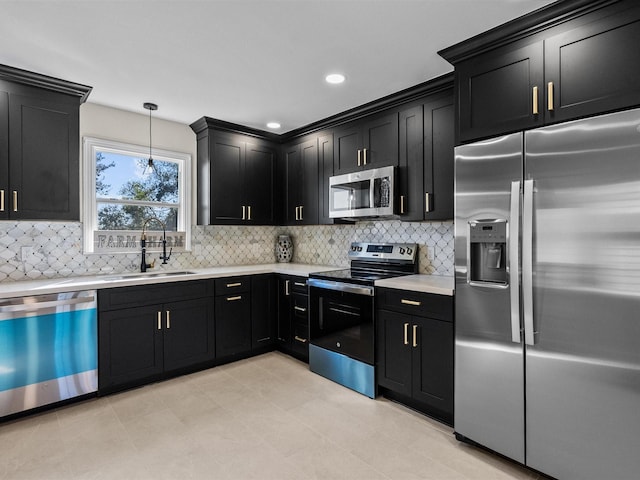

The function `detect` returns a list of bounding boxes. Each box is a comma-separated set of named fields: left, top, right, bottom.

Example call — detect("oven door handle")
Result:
left=307, top=278, right=374, bottom=296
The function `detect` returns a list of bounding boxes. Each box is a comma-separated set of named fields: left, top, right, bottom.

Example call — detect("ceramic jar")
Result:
left=276, top=234, right=293, bottom=263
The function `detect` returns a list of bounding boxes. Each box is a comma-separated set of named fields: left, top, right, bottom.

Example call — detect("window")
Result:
left=83, top=137, right=191, bottom=254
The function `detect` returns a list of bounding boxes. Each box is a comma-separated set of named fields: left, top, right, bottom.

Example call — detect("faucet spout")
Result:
left=140, top=216, right=169, bottom=272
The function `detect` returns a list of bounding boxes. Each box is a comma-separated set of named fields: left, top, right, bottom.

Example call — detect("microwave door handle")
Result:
left=370, top=181, right=375, bottom=209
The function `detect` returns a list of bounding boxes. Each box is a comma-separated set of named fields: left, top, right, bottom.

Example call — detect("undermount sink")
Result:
left=103, top=271, right=196, bottom=281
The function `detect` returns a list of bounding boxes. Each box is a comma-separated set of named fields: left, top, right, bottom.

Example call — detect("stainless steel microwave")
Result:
left=329, top=166, right=395, bottom=219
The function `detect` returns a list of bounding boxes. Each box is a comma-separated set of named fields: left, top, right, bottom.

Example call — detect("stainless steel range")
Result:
left=307, top=242, right=418, bottom=398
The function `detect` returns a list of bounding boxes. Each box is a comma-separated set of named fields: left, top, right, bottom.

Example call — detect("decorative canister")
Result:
left=276, top=234, right=293, bottom=263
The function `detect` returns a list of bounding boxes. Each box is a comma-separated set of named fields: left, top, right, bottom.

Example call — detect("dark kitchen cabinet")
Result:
left=277, top=275, right=309, bottom=362
left=193, top=125, right=278, bottom=225
left=455, top=41, right=544, bottom=143
left=98, top=280, right=214, bottom=394
left=443, top=1, right=640, bottom=143
left=317, top=132, right=334, bottom=224
left=376, top=287, right=453, bottom=425
left=251, top=274, right=277, bottom=350
left=397, top=91, right=454, bottom=222
left=333, top=111, right=398, bottom=175
left=0, top=65, right=90, bottom=221
left=215, top=276, right=252, bottom=358
left=284, top=137, right=319, bottom=224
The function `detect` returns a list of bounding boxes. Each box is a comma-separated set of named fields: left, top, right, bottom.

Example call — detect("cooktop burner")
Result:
left=310, top=268, right=404, bottom=286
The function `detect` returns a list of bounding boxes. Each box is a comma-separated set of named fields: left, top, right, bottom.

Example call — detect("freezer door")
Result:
left=454, top=132, right=525, bottom=463
left=525, top=108, right=640, bottom=479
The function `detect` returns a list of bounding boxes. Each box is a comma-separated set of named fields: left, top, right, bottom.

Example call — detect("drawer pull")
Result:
left=226, top=282, right=242, bottom=288
left=227, top=295, right=242, bottom=301
left=404, top=323, right=409, bottom=345
left=412, top=324, right=418, bottom=347
left=294, top=282, right=306, bottom=287
left=401, top=299, right=421, bottom=306
left=294, top=336, right=307, bottom=344
left=294, top=306, right=307, bottom=312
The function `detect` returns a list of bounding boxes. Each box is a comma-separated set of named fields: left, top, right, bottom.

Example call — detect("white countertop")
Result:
left=0, top=263, right=339, bottom=299
left=375, top=274, right=454, bottom=296
left=0, top=264, right=454, bottom=299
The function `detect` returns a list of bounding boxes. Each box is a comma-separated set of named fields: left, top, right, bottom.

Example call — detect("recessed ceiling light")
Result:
left=325, top=73, right=346, bottom=84
left=267, top=122, right=281, bottom=129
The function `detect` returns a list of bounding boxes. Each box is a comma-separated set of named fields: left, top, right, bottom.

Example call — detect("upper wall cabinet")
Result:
left=191, top=119, right=279, bottom=225
left=333, top=112, right=398, bottom=175
left=284, top=137, right=319, bottom=225
left=0, top=65, right=91, bottom=221
left=440, top=0, right=640, bottom=144
left=397, top=87, right=454, bottom=222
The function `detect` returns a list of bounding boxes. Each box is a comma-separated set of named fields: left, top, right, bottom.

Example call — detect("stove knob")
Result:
left=399, top=247, right=405, bottom=254
left=357, top=246, right=362, bottom=252
left=336, top=342, right=341, bottom=348
left=407, top=247, right=413, bottom=255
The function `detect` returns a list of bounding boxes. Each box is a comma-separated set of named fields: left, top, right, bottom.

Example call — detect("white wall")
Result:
left=79, top=102, right=197, bottom=221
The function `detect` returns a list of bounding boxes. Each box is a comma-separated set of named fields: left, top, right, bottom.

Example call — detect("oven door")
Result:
left=308, top=280, right=374, bottom=365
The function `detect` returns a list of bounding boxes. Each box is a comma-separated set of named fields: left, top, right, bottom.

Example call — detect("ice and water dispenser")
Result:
left=468, top=220, right=508, bottom=285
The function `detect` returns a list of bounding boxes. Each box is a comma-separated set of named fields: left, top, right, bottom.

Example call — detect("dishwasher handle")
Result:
left=0, top=291, right=96, bottom=315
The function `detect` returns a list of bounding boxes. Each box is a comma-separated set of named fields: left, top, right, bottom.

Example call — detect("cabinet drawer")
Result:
left=376, top=287, right=453, bottom=322
left=292, top=293, right=308, bottom=320
left=290, top=276, right=308, bottom=294
left=99, top=280, right=209, bottom=311
left=215, top=276, right=251, bottom=295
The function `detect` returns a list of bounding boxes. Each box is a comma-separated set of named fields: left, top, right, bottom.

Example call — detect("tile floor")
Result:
left=0, top=352, right=541, bottom=479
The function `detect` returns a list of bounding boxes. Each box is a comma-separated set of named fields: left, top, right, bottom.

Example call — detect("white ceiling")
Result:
left=1, top=0, right=554, bottom=133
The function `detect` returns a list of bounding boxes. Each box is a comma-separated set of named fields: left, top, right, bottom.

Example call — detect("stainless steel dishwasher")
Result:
left=0, top=290, right=97, bottom=418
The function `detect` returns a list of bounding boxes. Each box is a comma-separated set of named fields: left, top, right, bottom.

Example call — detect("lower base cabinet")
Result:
left=277, top=275, right=309, bottom=362
left=376, top=287, right=453, bottom=425
left=214, top=276, right=252, bottom=359
left=98, top=280, right=214, bottom=394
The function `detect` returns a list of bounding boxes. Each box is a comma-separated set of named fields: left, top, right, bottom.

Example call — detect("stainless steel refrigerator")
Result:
left=454, top=107, right=640, bottom=479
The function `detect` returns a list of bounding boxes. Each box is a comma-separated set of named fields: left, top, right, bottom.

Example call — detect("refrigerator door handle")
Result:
left=509, top=181, right=521, bottom=343
left=523, top=179, right=535, bottom=345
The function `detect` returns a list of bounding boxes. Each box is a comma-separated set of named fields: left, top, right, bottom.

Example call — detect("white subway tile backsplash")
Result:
left=0, top=220, right=453, bottom=282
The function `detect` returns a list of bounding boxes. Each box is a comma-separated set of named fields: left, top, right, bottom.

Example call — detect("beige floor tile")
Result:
left=0, top=352, right=539, bottom=480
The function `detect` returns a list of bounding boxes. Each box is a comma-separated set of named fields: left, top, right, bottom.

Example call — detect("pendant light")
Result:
left=143, top=102, right=158, bottom=174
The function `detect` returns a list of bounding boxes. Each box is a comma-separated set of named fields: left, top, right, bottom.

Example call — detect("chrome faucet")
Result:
left=140, top=217, right=172, bottom=272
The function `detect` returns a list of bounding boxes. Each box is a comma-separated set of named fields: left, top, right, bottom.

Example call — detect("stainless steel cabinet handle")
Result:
left=412, top=325, right=418, bottom=347
left=400, top=195, right=405, bottom=214
left=166, top=310, right=171, bottom=329
left=294, top=336, right=307, bottom=344
left=363, top=148, right=367, bottom=165
left=357, top=149, right=361, bottom=166
left=242, top=205, right=246, bottom=220
left=532, top=86, right=539, bottom=115
left=401, top=299, right=421, bottom=306
left=157, top=311, right=162, bottom=330
left=13, top=191, right=17, bottom=212
left=404, top=323, right=409, bottom=345
left=294, top=305, right=307, bottom=312
left=547, top=82, right=554, bottom=111
left=226, top=282, right=242, bottom=288
left=285, top=279, right=290, bottom=296
left=294, top=282, right=306, bottom=287
left=227, top=295, right=242, bottom=301
left=0, top=190, right=4, bottom=212
left=523, top=179, right=535, bottom=345
left=510, top=181, right=522, bottom=343
left=425, top=192, right=431, bottom=213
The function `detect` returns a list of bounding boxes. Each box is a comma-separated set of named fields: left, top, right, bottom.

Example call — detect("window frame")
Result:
left=82, top=136, right=191, bottom=254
